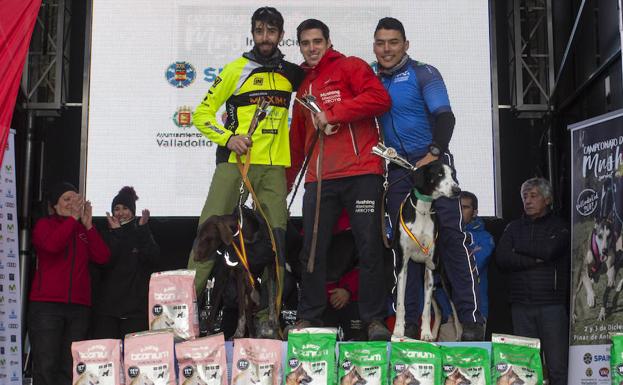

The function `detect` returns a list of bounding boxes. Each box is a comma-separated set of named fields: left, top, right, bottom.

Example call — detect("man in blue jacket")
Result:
left=373, top=17, right=485, bottom=340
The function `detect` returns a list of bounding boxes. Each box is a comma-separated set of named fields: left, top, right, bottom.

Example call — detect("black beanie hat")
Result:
left=47, top=182, right=78, bottom=207
left=111, top=186, right=138, bottom=215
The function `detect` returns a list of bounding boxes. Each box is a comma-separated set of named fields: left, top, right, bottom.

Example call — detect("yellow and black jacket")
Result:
left=193, top=48, right=303, bottom=166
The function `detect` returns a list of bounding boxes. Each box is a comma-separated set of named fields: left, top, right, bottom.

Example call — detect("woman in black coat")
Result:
left=91, top=186, right=160, bottom=338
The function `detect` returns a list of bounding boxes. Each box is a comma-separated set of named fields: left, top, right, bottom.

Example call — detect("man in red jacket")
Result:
left=28, top=182, right=110, bottom=385
left=286, top=19, right=392, bottom=340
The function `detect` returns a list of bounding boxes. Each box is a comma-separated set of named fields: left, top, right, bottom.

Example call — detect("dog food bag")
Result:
left=175, top=333, right=227, bottom=385
left=491, top=333, right=542, bottom=385
left=611, top=333, right=623, bottom=383
left=230, top=338, right=282, bottom=385
left=124, top=330, right=176, bottom=385
left=286, top=328, right=337, bottom=385
left=390, top=340, right=441, bottom=385
left=72, top=339, right=124, bottom=385
left=148, top=269, right=199, bottom=340
left=338, top=341, right=388, bottom=385
left=441, top=345, right=491, bottom=385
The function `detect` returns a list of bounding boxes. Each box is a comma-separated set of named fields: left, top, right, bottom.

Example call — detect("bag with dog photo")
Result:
left=175, top=333, right=227, bottom=385
left=230, top=338, right=282, bottom=385
left=71, top=339, right=123, bottom=385
left=148, top=269, right=199, bottom=340
left=338, top=341, right=388, bottom=385
left=390, top=339, right=441, bottom=385
left=491, top=334, right=542, bottom=385
left=611, top=333, right=623, bottom=384
left=441, top=345, right=491, bottom=385
left=286, top=328, right=337, bottom=385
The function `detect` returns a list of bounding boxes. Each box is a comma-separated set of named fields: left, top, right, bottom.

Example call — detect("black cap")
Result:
left=47, top=182, right=78, bottom=207
left=111, top=186, right=138, bottom=215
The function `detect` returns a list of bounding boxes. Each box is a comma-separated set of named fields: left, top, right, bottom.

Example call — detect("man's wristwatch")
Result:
left=428, top=143, right=442, bottom=157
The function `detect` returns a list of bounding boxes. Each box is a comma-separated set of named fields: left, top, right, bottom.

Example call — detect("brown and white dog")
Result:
left=285, top=365, right=312, bottom=385
left=340, top=368, right=367, bottom=385
left=393, top=161, right=461, bottom=341
left=393, top=369, right=420, bottom=385
left=444, top=368, right=471, bottom=385
left=496, top=366, right=524, bottom=385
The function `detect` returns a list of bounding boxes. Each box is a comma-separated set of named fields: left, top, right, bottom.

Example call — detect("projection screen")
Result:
left=85, top=0, right=497, bottom=217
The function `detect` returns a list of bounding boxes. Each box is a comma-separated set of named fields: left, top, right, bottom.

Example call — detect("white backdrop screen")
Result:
left=87, top=0, right=495, bottom=216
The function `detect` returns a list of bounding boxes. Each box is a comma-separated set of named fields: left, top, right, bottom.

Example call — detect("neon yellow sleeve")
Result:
left=192, top=61, right=241, bottom=146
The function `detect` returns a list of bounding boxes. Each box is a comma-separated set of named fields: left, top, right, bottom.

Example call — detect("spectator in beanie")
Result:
left=92, top=186, right=159, bottom=339
left=28, top=182, right=110, bottom=385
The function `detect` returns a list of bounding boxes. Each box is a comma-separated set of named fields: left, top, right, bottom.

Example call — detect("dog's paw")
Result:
left=598, top=307, right=607, bottom=321
left=571, top=312, right=577, bottom=324
left=587, top=293, right=596, bottom=308
left=420, top=328, right=434, bottom=342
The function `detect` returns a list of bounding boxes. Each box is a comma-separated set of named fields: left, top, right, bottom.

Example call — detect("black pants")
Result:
left=28, top=301, right=90, bottom=385
left=298, top=174, right=386, bottom=323
left=91, top=313, right=147, bottom=340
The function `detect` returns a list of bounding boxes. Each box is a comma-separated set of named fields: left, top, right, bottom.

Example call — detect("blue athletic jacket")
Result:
left=378, top=57, right=452, bottom=161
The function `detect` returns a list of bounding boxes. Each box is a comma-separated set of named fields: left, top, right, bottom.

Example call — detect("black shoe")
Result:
left=404, top=322, right=419, bottom=339
left=367, top=320, right=391, bottom=341
left=255, top=318, right=280, bottom=339
left=461, top=322, right=485, bottom=341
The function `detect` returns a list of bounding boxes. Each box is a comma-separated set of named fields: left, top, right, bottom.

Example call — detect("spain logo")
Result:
left=165, top=61, right=196, bottom=88
left=173, top=106, right=193, bottom=128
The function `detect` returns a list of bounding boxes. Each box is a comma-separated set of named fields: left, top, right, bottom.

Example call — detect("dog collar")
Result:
left=413, top=189, right=433, bottom=202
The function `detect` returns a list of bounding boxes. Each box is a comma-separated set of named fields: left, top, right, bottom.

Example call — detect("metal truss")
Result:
left=21, top=0, right=73, bottom=113
left=508, top=0, right=555, bottom=118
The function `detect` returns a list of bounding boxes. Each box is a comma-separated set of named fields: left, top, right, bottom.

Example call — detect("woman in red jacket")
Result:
left=28, top=182, right=110, bottom=385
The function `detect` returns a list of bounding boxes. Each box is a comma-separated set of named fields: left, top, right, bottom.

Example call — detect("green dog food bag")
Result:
left=491, top=333, right=543, bottom=385
left=338, top=341, right=388, bottom=385
left=286, top=328, right=337, bottom=385
left=441, top=345, right=491, bottom=385
left=611, top=333, right=623, bottom=383
left=390, top=340, right=441, bottom=385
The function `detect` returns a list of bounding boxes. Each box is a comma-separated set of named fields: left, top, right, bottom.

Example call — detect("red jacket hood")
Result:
left=300, top=47, right=344, bottom=73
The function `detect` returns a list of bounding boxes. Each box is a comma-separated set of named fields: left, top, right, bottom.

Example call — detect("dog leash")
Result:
left=398, top=193, right=437, bottom=256
left=230, top=225, right=255, bottom=288
left=234, top=98, right=284, bottom=313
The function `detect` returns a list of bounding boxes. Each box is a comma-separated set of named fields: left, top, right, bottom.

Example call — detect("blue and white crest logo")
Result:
left=166, top=61, right=196, bottom=88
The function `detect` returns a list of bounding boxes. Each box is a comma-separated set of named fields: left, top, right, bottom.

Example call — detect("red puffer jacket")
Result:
left=30, top=215, right=110, bottom=306
left=287, top=48, right=391, bottom=187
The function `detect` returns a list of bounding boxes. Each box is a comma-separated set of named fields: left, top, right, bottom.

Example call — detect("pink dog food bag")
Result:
left=175, top=333, right=227, bottom=385
left=124, top=330, right=176, bottom=385
left=148, top=270, right=199, bottom=340
left=71, top=339, right=124, bottom=385
left=231, top=338, right=282, bottom=385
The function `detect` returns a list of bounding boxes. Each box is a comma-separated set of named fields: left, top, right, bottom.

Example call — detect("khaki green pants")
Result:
left=188, top=162, right=287, bottom=295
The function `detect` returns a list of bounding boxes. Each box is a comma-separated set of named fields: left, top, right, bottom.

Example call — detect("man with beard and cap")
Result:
left=188, top=7, right=303, bottom=338
left=373, top=17, right=485, bottom=340
left=286, top=19, right=392, bottom=341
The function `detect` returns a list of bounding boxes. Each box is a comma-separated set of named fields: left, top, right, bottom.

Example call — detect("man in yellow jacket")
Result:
left=189, top=7, right=303, bottom=338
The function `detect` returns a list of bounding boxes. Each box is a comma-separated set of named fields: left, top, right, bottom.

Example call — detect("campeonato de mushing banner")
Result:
left=569, top=108, right=623, bottom=384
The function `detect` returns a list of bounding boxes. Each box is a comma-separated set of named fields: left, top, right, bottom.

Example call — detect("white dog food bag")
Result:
left=124, top=330, right=176, bottom=385
left=231, top=338, right=282, bottom=385
left=491, top=333, right=542, bottom=385
left=148, top=269, right=199, bottom=340
left=175, top=333, right=227, bottom=385
left=72, top=339, right=124, bottom=385
left=286, top=328, right=337, bottom=385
